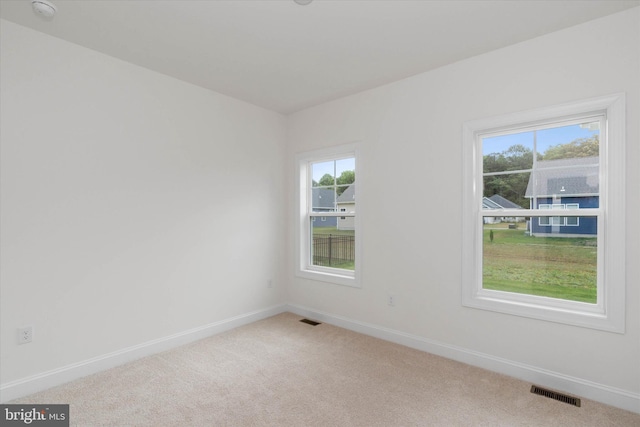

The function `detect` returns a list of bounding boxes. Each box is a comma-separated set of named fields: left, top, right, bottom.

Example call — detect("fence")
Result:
left=312, top=234, right=355, bottom=268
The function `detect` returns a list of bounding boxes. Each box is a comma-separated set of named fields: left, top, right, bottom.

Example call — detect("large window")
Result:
left=296, top=144, right=360, bottom=287
left=462, top=95, right=625, bottom=332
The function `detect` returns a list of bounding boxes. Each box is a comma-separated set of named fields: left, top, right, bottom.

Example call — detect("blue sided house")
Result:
left=525, top=156, right=598, bottom=237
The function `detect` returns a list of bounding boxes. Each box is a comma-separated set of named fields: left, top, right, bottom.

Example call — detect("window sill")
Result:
left=296, top=267, right=361, bottom=288
left=463, top=288, right=623, bottom=333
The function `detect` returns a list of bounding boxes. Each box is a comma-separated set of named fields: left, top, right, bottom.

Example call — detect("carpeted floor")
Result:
left=10, top=312, right=640, bottom=426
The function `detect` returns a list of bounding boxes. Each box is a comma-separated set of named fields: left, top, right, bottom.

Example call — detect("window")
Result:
left=538, top=204, right=551, bottom=226
left=538, top=204, right=580, bottom=226
left=462, top=94, right=625, bottom=332
left=566, top=204, right=579, bottom=226
left=296, top=143, right=360, bottom=287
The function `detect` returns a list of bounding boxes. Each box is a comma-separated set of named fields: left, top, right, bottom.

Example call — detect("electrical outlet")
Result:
left=18, top=326, right=33, bottom=344
left=388, top=294, right=395, bottom=307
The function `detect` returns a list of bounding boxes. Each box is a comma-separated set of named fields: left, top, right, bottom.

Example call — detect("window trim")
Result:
left=462, top=94, right=625, bottom=333
left=295, top=143, right=361, bottom=288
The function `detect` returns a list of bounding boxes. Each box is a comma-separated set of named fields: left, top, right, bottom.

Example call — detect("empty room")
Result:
left=1, top=0, right=639, bottom=425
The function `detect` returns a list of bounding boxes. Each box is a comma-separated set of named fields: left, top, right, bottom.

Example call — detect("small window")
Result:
left=566, top=204, right=580, bottom=226
left=538, top=205, right=551, bottom=226
left=296, top=144, right=360, bottom=287
left=462, top=94, right=625, bottom=332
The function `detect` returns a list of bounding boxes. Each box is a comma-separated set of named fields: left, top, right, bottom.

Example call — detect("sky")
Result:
left=312, top=157, right=355, bottom=184
left=482, top=121, right=599, bottom=156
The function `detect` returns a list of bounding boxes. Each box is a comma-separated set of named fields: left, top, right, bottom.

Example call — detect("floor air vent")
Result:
left=530, top=385, right=581, bottom=407
left=300, top=318, right=321, bottom=326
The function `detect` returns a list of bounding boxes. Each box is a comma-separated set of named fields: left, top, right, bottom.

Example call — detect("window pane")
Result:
left=336, top=157, right=355, bottom=179
left=482, top=132, right=534, bottom=171
left=312, top=160, right=335, bottom=187
left=566, top=216, right=579, bottom=226
left=565, top=204, right=579, bottom=226
left=536, top=121, right=599, bottom=161
left=483, top=217, right=597, bottom=303
left=310, top=223, right=355, bottom=270
left=308, top=156, right=356, bottom=274
left=337, top=184, right=355, bottom=230
left=483, top=173, right=530, bottom=210
left=530, top=156, right=599, bottom=201
left=311, top=187, right=336, bottom=213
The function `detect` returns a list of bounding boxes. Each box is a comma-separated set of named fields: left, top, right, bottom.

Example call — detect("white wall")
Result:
left=2, top=7, right=639, bottom=411
left=0, top=20, right=286, bottom=386
left=287, top=7, right=640, bottom=403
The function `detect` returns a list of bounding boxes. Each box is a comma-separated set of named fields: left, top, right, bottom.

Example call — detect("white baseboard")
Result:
left=4, top=303, right=638, bottom=414
left=0, top=304, right=287, bottom=403
left=286, top=303, right=640, bottom=414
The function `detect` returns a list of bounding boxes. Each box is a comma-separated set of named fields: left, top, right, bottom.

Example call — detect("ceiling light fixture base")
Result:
left=32, top=0, right=57, bottom=21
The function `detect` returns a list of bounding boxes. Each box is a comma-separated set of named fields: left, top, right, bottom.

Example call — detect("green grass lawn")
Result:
left=312, top=226, right=355, bottom=236
left=483, top=227, right=597, bottom=303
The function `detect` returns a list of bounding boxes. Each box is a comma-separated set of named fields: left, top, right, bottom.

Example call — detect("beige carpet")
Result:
left=10, top=312, right=640, bottom=426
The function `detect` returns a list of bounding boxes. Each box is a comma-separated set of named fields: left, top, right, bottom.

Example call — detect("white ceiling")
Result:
left=1, top=0, right=638, bottom=114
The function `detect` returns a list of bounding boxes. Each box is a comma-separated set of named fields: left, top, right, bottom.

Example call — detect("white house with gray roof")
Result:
left=482, top=194, right=523, bottom=224
left=336, top=184, right=355, bottom=231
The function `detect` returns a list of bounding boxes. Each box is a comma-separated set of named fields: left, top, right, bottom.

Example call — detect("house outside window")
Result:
left=462, top=94, right=625, bottom=332
left=538, top=204, right=580, bottom=227
left=296, top=143, right=360, bottom=287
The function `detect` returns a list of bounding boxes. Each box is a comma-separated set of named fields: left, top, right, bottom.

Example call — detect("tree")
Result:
left=539, top=135, right=599, bottom=160
left=483, top=144, right=533, bottom=174
left=337, top=170, right=355, bottom=186
left=336, top=170, right=355, bottom=196
left=315, top=171, right=355, bottom=196
left=317, top=173, right=335, bottom=187
left=483, top=145, right=532, bottom=208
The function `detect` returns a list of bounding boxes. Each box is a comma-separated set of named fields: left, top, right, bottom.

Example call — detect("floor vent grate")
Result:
left=299, top=318, right=321, bottom=326
left=530, top=385, right=581, bottom=407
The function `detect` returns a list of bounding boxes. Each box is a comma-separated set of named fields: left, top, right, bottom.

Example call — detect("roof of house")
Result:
left=482, top=195, right=522, bottom=210
left=312, top=188, right=336, bottom=210
left=525, top=157, right=599, bottom=198
left=488, top=194, right=523, bottom=209
left=337, top=184, right=356, bottom=204
left=482, top=197, right=503, bottom=210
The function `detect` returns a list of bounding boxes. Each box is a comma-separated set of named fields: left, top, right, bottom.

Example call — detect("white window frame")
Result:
left=538, top=204, right=551, bottom=226
left=566, top=204, right=579, bottom=226
left=462, top=94, right=625, bottom=333
left=296, top=143, right=361, bottom=287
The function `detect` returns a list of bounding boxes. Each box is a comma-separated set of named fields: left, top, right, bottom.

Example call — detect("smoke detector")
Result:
left=32, top=0, right=57, bottom=21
